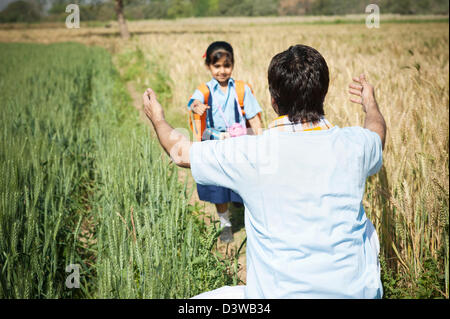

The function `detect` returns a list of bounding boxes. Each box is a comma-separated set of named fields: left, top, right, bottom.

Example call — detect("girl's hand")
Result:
left=143, top=88, right=165, bottom=123
left=191, top=99, right=210, bottom=116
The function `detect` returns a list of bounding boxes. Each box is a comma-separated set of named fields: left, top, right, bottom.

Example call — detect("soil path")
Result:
left=125, top=81, right=248, bottom=284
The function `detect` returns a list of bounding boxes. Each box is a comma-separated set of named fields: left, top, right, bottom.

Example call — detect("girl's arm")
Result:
left=247, top=115, right=263, bottom=135
left=242, top=84, right=263, bottom=135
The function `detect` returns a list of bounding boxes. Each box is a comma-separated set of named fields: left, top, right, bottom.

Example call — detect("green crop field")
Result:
left=0, top=42, right=239, bottom=298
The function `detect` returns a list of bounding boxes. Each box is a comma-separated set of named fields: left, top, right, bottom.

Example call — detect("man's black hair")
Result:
left=268, top=44, right=329, bottom=123
left=205, top=41, right=234, bottom=66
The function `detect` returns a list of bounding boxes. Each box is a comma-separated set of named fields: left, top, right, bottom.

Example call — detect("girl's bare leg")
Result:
left=215, top=202, right=228, bottom=214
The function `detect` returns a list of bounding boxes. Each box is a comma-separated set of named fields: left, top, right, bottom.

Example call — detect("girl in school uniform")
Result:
left=188, top=41, right=263, bottom=243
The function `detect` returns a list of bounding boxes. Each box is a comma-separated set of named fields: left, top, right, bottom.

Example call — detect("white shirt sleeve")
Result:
left=360, top=128, right=383, bottom=177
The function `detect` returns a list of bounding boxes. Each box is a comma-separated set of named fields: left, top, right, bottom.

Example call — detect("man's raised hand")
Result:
left=350, top=74, right=386, bottom=149
left=143, top=88, right=165, bottom=124
left=349, top=74, right=376, bottom=113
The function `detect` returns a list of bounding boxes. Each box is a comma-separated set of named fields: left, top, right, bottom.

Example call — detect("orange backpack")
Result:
left=188, top=80, right=261, bottom=141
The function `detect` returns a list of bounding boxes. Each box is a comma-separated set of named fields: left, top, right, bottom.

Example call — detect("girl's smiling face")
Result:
left=208, top=55, right=233, bottom=86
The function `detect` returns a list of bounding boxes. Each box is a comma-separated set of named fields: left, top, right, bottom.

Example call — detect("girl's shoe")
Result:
left=220, top=226, right=234, bottom=243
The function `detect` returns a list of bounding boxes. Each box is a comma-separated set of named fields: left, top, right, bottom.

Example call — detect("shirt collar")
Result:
left=210, top=77, right=235, bottom=91
left=268, top=115, right=334, bottom=132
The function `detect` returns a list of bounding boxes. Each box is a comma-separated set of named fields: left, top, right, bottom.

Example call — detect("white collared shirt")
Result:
left=188, top=78, right=262, bottom=131
left=190, top=124, right=383, bottom=298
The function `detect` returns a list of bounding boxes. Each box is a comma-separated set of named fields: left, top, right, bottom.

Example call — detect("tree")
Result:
left=251, top=0, right=278, bottom=16
left=193, top=0, right=210, bottom=16
left=48, top=0, right=70, bottom=14
left=0, top=0, right=41, bottom=23
left=139, top=0, right=170, bottom=19
left=115, top=0, right=130, bottom=40
left=278, top=0, right=313, bottom=15
left=166, top=0, right=194, bottom=19
left=207, top=0, right=219, bottom=15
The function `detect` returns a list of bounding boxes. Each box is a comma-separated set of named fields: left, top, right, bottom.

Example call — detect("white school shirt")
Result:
left=189, top=125, right=384, bottom=298
left=188, top=78, right=262, bottom=131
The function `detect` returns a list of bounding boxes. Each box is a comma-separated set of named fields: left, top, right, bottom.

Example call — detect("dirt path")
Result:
left=125, top=80, right=248, bottom=284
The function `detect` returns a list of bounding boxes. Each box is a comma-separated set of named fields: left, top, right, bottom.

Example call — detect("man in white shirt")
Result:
left=142, top=44, right=387, bottom=298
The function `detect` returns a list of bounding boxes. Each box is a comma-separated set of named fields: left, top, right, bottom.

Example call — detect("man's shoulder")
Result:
left=341, top=126, right=380, bottom=140
left=340, top=126, right=365, bottom=133
left=338, top=126, right=374, bottom=140
left=337, top=126, right=382, bottom=156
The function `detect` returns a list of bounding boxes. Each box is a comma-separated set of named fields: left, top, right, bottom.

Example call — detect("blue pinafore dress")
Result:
left=196, top=85, right=244, bottom=205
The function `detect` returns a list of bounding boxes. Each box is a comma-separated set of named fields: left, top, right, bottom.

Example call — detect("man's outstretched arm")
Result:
left=349, top=74, right=387, bottom=150
left=142, top=88, right=192, bottom=168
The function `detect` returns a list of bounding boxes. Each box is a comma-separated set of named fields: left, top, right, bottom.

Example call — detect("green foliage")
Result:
left=167, top=0, right=194, bottom=19
left=116, top=47, right=186, bottom=130
left=192, top=0, right=209, bottom=16
left=218, top=0, right=278, bottom=16
left=78, top=2, right=115, bottom=21
left=251, top=0, right=278, bottom=16
left=126, top=0, right=171, bottom=20
left=309, top=0, right=365, bottom=15
left=1, top=0, right=449, bottom=22
left=8, top=0, right=442, bottom=22
left=0, top=42, right=99, bottom=297
left=0, top=0, right=41, bottom=23
left=306, top=0, right=449, bottom=15
left=380, top=0, right=449, bottom=15
left=380, top=252, right=448, bottom=298
left=116, top=46, right=172, bottom=107
left=48, top=1, right=67, bottom=15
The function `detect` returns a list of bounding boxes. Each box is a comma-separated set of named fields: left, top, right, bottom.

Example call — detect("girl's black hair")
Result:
left=205, top=41, right=234, bottom=66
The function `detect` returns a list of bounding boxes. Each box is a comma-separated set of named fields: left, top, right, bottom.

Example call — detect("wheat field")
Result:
left=0, top=16, right=448, bottom=297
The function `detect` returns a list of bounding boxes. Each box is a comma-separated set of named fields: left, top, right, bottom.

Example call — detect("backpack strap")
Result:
left=234, top=80, right=261, bottom=128
left=234, top=80, right=246, bottom=115
left=188, top=83, right=210, bottom=142
left=197, top=83, right=210, bottom=105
